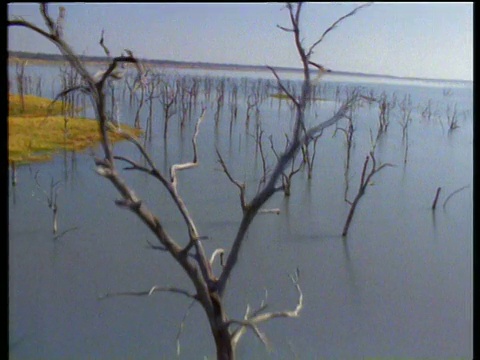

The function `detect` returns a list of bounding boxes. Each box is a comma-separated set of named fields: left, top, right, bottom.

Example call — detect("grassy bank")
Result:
left=8, top=94, right=142, bottom=164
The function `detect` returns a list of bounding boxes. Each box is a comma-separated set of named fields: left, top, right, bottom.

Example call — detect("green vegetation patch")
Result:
left=8, top=94, right=142, bottom=164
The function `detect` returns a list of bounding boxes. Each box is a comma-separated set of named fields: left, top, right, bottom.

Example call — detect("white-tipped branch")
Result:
left=210, top=248, right=225, bottom=268
left=229, top=270, right=302, bottom=351
left=170, top=108, right=207, bottom=185
left=53, top=226, right=79, bottom=241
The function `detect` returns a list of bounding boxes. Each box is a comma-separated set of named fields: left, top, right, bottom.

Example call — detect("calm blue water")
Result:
left=9, top=64, right=472, bottom=359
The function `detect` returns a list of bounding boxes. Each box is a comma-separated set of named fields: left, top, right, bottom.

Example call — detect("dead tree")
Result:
left=229, top=83, right=239, bottom=138
left=34, top=171, right=61, bottom=235
left=9, top=3, right=369, bottom=358
left=133, top=71, right=147, bottom=129
left=178, top=79, right=195, bottom=129
left=342, top=150, right=394, bottom=237
left=145, top=73, right=162, bottom=140
left=421, top=99, right=433, bottom=123
left=398, top=94, right=413, bottom=164
left=446, top=103, right=460, bottom=131
left=59, top=62, right=81, bottom=118
left=124, top=74, right=136, bottom=107
left=245, top=94, right=259, bottom=130
left=159, top=81, right=177, bottom=139
left=376, top=91, right=395, bottom=138
left=269, top=134, right=303, bottom=197
left=15, top=59, right=28, bottom=112
left=333, top=112, right=355, bottom=202
left=214, top=79, right=225, bottom=126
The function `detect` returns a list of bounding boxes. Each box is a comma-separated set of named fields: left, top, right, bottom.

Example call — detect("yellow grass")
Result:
left=8, top=94, right=142, bottom=164
left=8, top=93, right=82, bottom=117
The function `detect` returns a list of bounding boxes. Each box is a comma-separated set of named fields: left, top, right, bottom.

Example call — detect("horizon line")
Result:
left=8, top=50, right=473, bottom=84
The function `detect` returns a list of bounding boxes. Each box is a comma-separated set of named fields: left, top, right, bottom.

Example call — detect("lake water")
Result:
left=9, top=64, right=473, bottom=359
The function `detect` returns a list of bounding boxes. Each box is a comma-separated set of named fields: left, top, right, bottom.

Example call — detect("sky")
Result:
left=7, top=2, right=473, bottom=81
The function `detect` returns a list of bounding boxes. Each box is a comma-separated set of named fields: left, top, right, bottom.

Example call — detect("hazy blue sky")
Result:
left=8, top=2, right=473, bottom=81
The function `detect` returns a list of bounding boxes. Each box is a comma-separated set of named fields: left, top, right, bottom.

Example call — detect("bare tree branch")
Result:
left=40, top=3, right=56, bottom=33
left=431, top=187, right=442, bottom=210
left=53, top=226, right=79, bottom=241
left=217, top=93, right=356, bottom=295
left=176, top=299, right=197, bottom=357
left=267, top=66, right=299, bottom=107
left=10, top=4, right=373, bottom=356
left=276, top=24, right=294, bottom=33
left=98, top=285, right=198, bottom=301
left=306, top=3, right=372, bottom=58
left=342, top=151, right=395, bottom=237
left=443, top=184, right=470, bottom=210
left=170, top=107, right=207, bottom=184
left=99, top=29, right=111, bottom=57
left=216, top=148, right=248, bottom=213
left=230, top=269, right=302, bottom=351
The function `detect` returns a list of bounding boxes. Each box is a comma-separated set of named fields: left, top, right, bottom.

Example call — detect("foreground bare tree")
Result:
left=9, top=3, right=369, bottom=358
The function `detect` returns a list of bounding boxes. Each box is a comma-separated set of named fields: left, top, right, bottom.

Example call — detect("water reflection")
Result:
left=9, top=64, right=473, bottom=358
left=341, top=237, right=361, bottom=307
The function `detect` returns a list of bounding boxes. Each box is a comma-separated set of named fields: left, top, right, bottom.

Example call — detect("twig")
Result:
left=443, top=185, right=470, bottom=209
left=53, top=226, right=79, bottom=240
left=229, top=269, right=302, bottom=351
left=216, top=148, right=248, bottom=213
left=176, top=299, right=196, bottom=357
left=98, top=285, right=197, bottom=301
left=267, top=66, right=299, bottom=107
left=306, top=3, right=372, bottom=58
left=99, top=29, right=111, bottom=57
left=170, top=108, right=206, bottom=184
left=431, top=187, right=442, bottom=210
left=209, top=248, right=225, bottom=268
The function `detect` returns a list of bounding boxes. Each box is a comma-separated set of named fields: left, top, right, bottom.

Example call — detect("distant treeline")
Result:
left=9, top=50, right=470, bottom=84
left=8, top=50, right=300, bottom=73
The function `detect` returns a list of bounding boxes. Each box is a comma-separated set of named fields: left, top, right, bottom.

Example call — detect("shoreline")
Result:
left=8, top=51, right=472, bottom=84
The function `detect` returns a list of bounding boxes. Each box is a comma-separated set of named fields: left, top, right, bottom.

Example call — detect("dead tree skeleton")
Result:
left=9, top=3, right=370, bottom=358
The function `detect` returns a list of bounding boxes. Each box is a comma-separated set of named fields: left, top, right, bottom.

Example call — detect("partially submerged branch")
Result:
left=170, top=107, right=207, bottom=185
left=342, top=151, right=394, bottom=237
left=230, top=269, right=302, bottom=352
left=443, top=185, right=470, bottom=210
